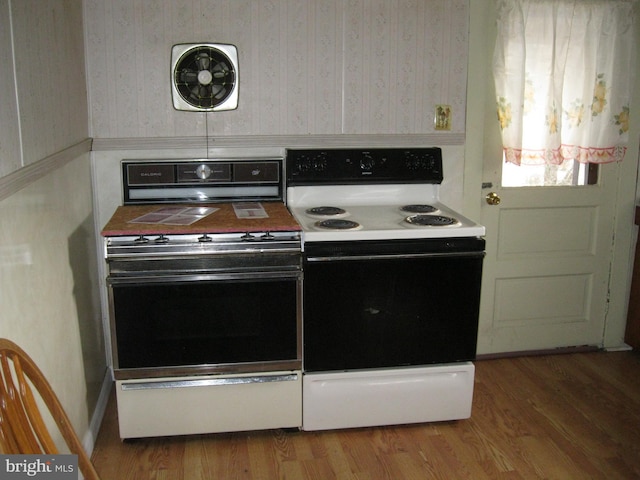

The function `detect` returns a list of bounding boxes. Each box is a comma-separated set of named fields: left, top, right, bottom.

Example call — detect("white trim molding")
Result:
left=0, top=138, right=93, bottom=202
left=91, top=134, right=466, bottom=152
left=82, top=369, right=112, bottom=457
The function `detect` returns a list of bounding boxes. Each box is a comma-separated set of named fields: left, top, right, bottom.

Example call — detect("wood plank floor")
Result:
left=91, top=351, right=640, bottom=479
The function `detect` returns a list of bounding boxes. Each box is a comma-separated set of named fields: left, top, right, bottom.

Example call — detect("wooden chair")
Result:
left=0, top=338, right=100, bottom=480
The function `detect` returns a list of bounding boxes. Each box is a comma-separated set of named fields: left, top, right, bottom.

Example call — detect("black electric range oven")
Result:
left=286, top=148, right=485, bottom=431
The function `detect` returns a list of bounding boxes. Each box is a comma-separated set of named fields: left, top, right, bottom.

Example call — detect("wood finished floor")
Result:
left=91, top=351, right=640, bottom=479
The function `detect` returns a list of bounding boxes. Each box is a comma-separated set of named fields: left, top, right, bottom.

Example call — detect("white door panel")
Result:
left=478, top=165, right=618, bottom=355
left=497, top=206, right=597, bottom=257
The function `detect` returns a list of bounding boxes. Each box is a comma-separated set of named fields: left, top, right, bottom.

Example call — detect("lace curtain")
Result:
left=493, top=0, right=637, bottom=165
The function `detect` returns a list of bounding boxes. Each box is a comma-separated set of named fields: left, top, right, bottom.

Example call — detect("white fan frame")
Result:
left=171, top=43, right=239, bottom=112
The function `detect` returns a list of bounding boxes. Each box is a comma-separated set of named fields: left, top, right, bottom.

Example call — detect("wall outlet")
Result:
left=434, top=105, right=451, bottom=130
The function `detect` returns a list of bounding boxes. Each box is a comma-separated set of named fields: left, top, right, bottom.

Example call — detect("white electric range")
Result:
left=286, top=148, right=486, bottom=431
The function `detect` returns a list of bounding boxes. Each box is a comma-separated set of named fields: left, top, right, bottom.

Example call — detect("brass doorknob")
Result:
left=485, top=192, right=501, bottom=205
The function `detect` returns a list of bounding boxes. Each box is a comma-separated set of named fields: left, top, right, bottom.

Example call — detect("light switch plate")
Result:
left=434, top=105, right=451, bottom=130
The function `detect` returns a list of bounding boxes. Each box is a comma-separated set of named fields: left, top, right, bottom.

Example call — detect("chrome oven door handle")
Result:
left=107, top=270, right=301, bottom=285
left=120, top=373, right=299, bottom=391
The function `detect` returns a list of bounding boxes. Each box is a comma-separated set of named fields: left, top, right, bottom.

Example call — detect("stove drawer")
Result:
left=302, top=364, right=474, bottom=431
left=116, top=371, right=302, bottom=439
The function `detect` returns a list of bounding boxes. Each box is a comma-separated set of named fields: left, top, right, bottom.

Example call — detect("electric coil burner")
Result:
left=405, top=214, right=460, bottom=226
left=400, top=204, right=438, bottom=213
left=286, top=147, right=485, bottom=432
left=314, top=219, right=361, bottom=230
left=306, top=206, right=347, bottom=216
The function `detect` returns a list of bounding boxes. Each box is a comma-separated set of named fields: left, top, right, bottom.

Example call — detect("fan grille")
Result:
left=172, top=44, right=238, bottom=111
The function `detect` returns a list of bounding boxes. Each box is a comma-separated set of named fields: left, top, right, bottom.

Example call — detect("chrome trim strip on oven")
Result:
left=113, top=358, right=303, bottom=380
left=128, top=185, right=279, bottom=200
left=105, top=242, right=302, bottom=259
left=121, top=373, right=299, bottom=391
left=107, top=270, right=301, bottom=285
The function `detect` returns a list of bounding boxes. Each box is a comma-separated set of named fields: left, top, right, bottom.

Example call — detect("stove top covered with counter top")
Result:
left=101, top=201, right=301, bottom=237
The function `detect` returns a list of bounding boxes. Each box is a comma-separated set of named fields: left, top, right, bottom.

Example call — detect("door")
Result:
left=302, top=239, right=485, bottom=371
left=108, top=275, right=301, bottom=377
left=477, top=160, right=619, bottom=355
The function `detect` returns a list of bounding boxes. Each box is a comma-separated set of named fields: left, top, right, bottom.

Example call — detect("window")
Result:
left=502, top=159, right=595, bottom=187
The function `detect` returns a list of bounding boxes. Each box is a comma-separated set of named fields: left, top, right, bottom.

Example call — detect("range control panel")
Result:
left=125, top=160, right=279, bottom=185
left=122, top=158, right=283, bottom=204
left=286, top=148, right=443, bottom=186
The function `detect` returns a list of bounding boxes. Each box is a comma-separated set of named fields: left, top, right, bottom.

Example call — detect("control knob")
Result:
left=360, top=152, right=374, bottom=171
left=195, top=164, right=212, bottom=179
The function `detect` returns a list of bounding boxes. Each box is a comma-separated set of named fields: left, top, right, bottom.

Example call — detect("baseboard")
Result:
left=83, top=369, right=113, bottom=455
left=476, top=344, right=601, bottom=361
left=604, top=343, right=633, bottom=352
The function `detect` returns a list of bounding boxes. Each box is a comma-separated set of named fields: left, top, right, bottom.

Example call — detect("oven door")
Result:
left=302, top=237, right=485, bottom=372
left=108, top=271, right=302, bottom=379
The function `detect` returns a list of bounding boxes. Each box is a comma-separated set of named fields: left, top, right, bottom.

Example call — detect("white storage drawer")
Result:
left=116, top=371, right=302, bottom=439
left=302, top=363, right=474, bottom=431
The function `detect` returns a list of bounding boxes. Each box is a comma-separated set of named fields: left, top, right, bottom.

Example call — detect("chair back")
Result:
left=0, top=338, right=100, bottom=479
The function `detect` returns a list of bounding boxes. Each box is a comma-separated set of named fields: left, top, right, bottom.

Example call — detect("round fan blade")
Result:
left=196, top=53, right=211, bottom=71
left=180, top=70, right=198, bottom=83
left=212, top=62, right=229, bottom=78
left=189, top=85, right=209, bottom=101
left=211, top=84, right=223, bottom=95
left=213, top=86, right=227, bottom=100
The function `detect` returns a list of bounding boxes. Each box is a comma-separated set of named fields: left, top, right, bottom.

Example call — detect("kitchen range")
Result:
left=101, top=157, right=303, bottom=439
left=101, top=147, right=485, bottom=439
left=286, top=147, right=486, bottom=431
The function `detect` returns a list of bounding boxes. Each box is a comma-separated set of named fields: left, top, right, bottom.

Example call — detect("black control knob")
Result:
left=313, top=154, right=328, bottom=172
left=360, top=152, right=374, bottom=171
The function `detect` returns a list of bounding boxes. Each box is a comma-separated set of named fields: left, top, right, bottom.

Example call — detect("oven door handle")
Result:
left=107, top=270, right=301, bottom=285
left=120, top=373, right=299, bottom=391
left=306, top=251, right=486, bottom=262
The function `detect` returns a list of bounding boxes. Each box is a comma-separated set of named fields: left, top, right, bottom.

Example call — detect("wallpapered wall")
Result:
left=0, top=0, right=88, bottom=178
left=84, top=0, right=469, bottom=140
left=0, top=0, right=104, bottom=451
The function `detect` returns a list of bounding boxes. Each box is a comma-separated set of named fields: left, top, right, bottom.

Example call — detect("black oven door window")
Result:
left=303, top=254, right=484, bottom=372
left=111, top=278, right=299, bottom=369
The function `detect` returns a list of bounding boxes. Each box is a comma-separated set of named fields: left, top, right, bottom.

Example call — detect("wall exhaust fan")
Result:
left=171, top=43, right=239, bottom=112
